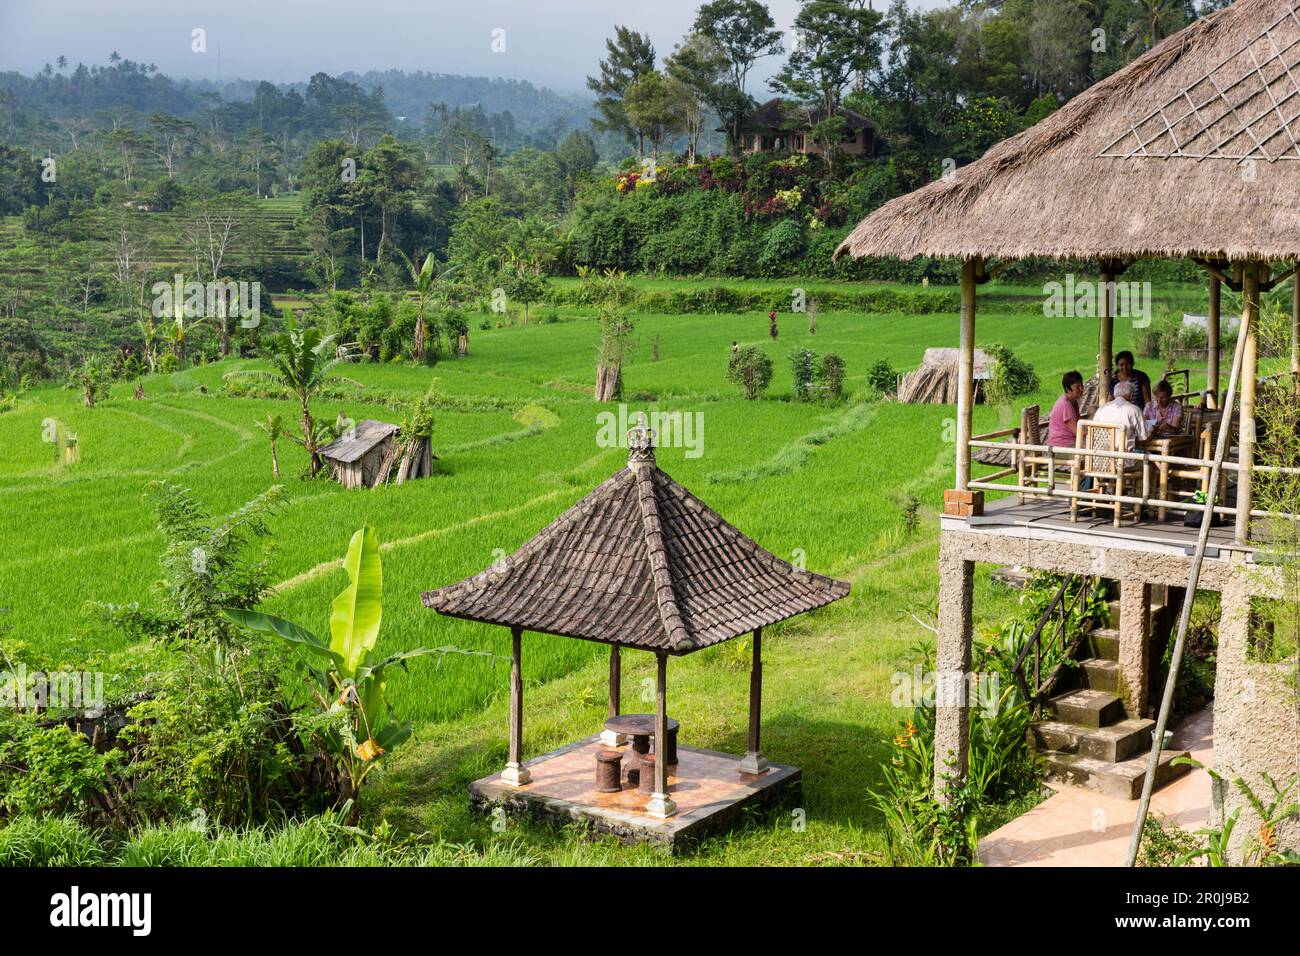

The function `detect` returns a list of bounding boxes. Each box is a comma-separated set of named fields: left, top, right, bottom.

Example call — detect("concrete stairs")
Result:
left=1027, top=594, right=1192, bottom=800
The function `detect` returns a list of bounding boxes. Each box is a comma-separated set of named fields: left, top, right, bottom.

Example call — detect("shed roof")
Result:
left=319, top=419, right=400, bottom=464
left=835, top=0, right=1300, bottom=263
left=422, top=435, right=850, bottom=654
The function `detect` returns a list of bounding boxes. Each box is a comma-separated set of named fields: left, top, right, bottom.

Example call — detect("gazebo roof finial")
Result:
left=628, top=412, right=656, bottom=468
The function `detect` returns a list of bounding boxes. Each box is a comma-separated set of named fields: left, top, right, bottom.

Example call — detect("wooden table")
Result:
left=1139, top=433, right=1194, bottom=521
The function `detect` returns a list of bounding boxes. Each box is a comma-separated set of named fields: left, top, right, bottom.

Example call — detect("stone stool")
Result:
left=638, top=753, right=658, bottom=795
left=626, top=733, right=651, bottom=786
left=595, top=750, right=623, bottom=793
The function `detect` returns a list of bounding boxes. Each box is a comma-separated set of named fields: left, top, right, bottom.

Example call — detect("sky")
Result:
left=0, top=0, right=946, bottom=95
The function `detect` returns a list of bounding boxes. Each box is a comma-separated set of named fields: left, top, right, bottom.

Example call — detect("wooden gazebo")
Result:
left=422, top=424, right=849, bottom=820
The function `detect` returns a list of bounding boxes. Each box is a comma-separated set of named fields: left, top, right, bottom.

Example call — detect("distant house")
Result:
left=726, top=98, right=875, bottom=157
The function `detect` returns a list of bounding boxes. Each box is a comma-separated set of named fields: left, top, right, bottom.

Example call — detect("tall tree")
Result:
left=666, top=33, right=730, bottom=164
left=773, top=0, right=885, bottom=116
left=586, top=26, right=656, bottom=153
left=624, top=71, right=686, bottom=161
left=694, top=0, right=784, bottom=152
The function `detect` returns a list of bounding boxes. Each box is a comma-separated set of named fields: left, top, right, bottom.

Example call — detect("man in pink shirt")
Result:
left=1048, top=370, right=1085, bottom=448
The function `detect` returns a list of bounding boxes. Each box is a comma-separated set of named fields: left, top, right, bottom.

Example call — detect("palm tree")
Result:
left=398, top=251, right=459, bottom=363
left=1122, top=0, right=1186, bottom=58
left=229, top=319, right=350, bottom=476
left=257, top=412, right=283, bottom=479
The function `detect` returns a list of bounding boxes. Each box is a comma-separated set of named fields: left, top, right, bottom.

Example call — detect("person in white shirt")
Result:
left=1094, top=380, right=1151, bottom=451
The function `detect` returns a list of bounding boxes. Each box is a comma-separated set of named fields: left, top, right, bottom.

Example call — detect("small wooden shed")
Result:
left=319, top=419, right=401, bottom=489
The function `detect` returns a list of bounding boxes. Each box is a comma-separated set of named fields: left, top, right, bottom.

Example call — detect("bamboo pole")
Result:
left=1126, top=274, right=1252, bottom=867
left=956, top=259, right=978, bottom=490
left=1236, top=262, right=1259, bottom=545
left=1100, top=267, right=1115, bottom=404
left=1208, top=274, right=1221, bottom=406
left=1292, top=266, right=1299, bottom=376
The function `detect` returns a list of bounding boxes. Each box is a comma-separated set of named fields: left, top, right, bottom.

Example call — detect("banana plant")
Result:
left=225, top=526, right=454, bottom=806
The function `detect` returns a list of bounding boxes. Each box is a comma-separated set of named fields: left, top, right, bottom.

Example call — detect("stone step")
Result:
left=1040, top=747, right=1192, bottom=800
left=1086, top=628, right=1120, bottom=662
left=1029, top=718, right=1155, bottom=763
left=1048, top=688, right=1125, bottom=728
left=1079, top=657, right=1120, bottom=693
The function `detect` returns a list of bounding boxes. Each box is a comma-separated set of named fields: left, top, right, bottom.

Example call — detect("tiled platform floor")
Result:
left=470, top=734, right=800, bottom=849
left=979, top=703, right=1215, bottom=866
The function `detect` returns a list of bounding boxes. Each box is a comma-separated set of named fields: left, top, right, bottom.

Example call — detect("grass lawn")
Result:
left=0, top=289, right=1208, bottom=861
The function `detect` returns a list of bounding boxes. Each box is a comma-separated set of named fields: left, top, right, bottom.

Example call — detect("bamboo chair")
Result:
left=1166, top=406, right=1225, bottom=511
left=1016, top=404, right=1056, bottom=503
left=1070, top=420, right=1145, bottom=527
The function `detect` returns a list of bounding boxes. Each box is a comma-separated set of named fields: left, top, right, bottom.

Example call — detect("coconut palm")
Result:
left=229, top=319, right=353, bottom=477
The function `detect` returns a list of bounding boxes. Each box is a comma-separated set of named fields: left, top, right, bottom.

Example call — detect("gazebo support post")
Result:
left=1292, top=266, right=1299, bottom=377
left=1236, top=262, right=1260, bottom=545
left=646, top=653, right=677, bottom=818
left=944, top=257, right=982, bottom=518
left=501, top=626, right=530, bottom=786
left=955, top=258, right=977, bottom=491
left=1099, top=264, right=1115, bottom=404
left=1208, top=274, right=1221, bottom=407
left=600, top=645, right=626, bottom=746
left=740, top=627, right=769, bottom=774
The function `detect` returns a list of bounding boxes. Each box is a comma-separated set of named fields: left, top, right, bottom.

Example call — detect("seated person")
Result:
left=1110, top=351, right=1151, bottom=408
left=1050, top=370, right=1092, bottom=490
left=1049, top=370, right=1085, bottom=447
left=1095, top=380, right=1151, bottom=451
left=1144, top=379, right=1183, bottom=438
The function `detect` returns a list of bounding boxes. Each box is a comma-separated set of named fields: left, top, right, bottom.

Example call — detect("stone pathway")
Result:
left=979, top=703, right=1215, bottom=866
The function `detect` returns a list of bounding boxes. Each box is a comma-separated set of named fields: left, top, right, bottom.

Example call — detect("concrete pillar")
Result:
left=1117, top=580, right=1152, bottom=719
left=935, top=538, right=974, bottom=803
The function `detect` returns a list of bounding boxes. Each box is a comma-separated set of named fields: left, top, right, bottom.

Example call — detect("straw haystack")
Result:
left=898, top=347, right=993, bottom=404
left=835, top=0, right=1300, bottom=264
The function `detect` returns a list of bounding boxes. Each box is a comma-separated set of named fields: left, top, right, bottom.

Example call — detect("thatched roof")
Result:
left=422, top=435, right=850, bottom=655
left=318, top=419, right=399, bottom=463
left=836, top=0, right=1300, bottom=263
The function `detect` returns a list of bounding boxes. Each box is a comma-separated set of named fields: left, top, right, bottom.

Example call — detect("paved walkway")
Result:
left=979, top=703, right=1215, bottom=866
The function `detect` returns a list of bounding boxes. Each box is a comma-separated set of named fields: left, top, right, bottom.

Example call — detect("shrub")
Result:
left=816, top=353, right=846, bottom=402
left=727, top=346, right=773, bottom=400
left=983, top=343, right=1039, bottom=402
left=866, top=358, right=897, bottom=395
left=789, top=348, right=816, bottom=401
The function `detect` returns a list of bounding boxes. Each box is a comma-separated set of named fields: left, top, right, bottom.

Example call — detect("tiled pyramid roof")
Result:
left=421, top=439, right=850, bottom=654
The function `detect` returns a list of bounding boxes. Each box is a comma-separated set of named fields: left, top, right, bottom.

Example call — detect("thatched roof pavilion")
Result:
left=836, top=0, right=1300, bottom=544
left=423, top=424, right=849, bottom=818
left=836, top=0, right=1300, bottom=264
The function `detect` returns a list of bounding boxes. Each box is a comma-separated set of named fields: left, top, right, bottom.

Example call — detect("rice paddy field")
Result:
left=0, top=285, right=1200, bottom=863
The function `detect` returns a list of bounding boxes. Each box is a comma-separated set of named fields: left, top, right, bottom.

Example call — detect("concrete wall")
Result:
left=937, top=524, right=1299, bottom=861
